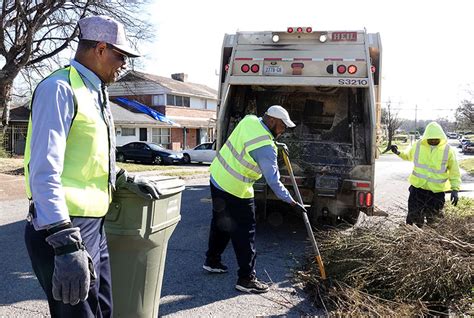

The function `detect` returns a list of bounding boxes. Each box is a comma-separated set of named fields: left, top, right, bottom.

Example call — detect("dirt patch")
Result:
left=0, top=173, right=26, bottom=201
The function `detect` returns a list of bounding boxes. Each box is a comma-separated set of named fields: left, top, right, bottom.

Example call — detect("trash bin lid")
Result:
left=142, top=175, right=185, bottom=196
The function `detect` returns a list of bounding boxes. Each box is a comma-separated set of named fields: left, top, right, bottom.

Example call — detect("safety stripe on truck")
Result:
left=234, top=57, right=366, bottom=62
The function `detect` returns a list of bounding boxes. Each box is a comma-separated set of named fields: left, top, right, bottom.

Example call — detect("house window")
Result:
left=166, top=94, right=190, bottom=107
left=121, top=127, right=136, bottom=136
left=152, top=94, right=165, bottom=106
left=151, top=128, right=171, bottom=146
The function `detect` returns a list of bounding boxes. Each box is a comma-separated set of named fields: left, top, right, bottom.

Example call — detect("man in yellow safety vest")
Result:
left=203, top=105, right=306, bottom=294
left=23, top=15, right=158, bottom=317
left=391, top=122, right=461, bottom=227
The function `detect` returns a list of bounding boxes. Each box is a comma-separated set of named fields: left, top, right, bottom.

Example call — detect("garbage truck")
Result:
left=215, top=27, right=382, bottom=225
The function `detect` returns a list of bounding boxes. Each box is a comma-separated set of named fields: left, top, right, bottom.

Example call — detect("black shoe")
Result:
left=203, top=260, right=228, bottom=273
left=235, top=277, right=269, bottom=294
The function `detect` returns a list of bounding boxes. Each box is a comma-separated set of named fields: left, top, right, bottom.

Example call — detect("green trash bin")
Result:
left=105, top=175, right=185, bottom=318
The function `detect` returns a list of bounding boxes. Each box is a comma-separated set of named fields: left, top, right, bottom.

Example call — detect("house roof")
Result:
left=117, top=71, right=217, bottom=100
left=8, top=102, right=175, bottom=127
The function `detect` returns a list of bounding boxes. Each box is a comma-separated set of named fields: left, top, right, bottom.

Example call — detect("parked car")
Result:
left=459, top=133, right=474, bottom=148
left=462, top=140, right=474, bottom=154
left=446, top=132, right=458, bottom=139
left=182, top=141, right=216, bottom=164
left=116, top=142, right=184, bottom=165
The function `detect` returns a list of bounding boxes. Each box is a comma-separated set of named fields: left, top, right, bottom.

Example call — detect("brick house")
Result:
left=108, top=71, right=218, bottom=150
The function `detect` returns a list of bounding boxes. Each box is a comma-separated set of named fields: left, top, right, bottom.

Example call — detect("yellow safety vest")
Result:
left=210, top=115, right=276, bottom=198
left=24, top=66, right=111, bottom=217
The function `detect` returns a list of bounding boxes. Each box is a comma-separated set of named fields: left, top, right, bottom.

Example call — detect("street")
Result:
left=0, top=143, right=473, bottom=317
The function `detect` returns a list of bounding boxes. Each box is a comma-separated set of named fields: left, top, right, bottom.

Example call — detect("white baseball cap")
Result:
left=265, top=105, right=296, bottom=128
left=78, top=15, right=140, bottom=57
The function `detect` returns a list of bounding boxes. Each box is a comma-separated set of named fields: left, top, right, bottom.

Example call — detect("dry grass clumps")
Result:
left=296, top=200, right=474, bottom=316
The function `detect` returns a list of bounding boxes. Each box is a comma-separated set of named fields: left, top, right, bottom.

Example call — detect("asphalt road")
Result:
left=0, top=142, right=472, bottom=317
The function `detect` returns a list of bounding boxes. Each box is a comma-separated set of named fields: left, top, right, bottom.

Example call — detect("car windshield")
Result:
left=148, top=143, right=165, bottom=151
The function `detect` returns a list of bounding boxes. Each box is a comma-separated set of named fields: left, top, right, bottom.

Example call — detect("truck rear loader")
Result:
left=216, top=27, right=382, bottom=225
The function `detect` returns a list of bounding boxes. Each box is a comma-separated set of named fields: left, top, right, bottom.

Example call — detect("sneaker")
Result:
left=202, top=260, right=228, bottom=273
left=235, top=277, right=269, bottom=294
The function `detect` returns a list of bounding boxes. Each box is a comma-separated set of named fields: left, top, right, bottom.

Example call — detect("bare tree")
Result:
left=382, top=101, right=404, bottom=152
left=0, top=0, right=154, bottom=130
left=455, top=99, right=474, bottom=130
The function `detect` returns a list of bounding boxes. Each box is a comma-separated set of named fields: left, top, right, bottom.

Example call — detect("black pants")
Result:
left=407, top=185, right=445, bottom=227
left=24, top=217, right=112, bottom=318
left=206, top=182, right=257, bottom=279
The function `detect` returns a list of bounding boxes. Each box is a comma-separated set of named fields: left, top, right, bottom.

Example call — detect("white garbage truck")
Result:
left=215, top=27, right=382, bottom=225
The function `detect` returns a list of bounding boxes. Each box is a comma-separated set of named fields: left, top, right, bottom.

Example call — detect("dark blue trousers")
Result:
left=24, top=217, right=112, bottom=318
left=206, top=182, right=257, bottom=279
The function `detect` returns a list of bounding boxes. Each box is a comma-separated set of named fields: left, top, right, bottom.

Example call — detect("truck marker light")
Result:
left=241, top=64, right=250, bottom=73
left=326, top=65, right=334, bottom=74
left=319, top=34, right=328, bottom=42
left=251, top=64, right=260, bottom=73
left=224, top=64, right=229, bottom=72
left=306, top=27, right=312, bottom=33
left=272, top=34, right=280, bottom=43
left=371, top=65, right=376, bottom=73
left=287, top=27, right=294, bottom=33
left=347, top=65, right=357, bottom=74
left=297, top=27, right=303, bottom=33
left=337, top=65, right=346, bottom=74
left=366, top=192, right=373, bottom=207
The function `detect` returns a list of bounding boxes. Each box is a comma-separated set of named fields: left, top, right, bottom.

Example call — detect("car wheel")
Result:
left=183, top=153, right=191, bottom=164
left=117, top=153, right=125, bottom=162
left=153, top=156, right=163, bottom=165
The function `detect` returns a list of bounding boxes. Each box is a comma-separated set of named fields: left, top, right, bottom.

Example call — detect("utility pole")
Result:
left=414, top=104, right=418, bottom=132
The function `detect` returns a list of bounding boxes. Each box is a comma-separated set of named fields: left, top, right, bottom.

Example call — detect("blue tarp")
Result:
left=114, top=97, right=177, bottom=126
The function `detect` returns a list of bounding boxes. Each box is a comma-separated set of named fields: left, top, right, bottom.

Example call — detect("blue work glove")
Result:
left=390, top=145, right=400, bottom=155
left=115, top=169, right=160, bottom=200
left=450, top=190, right=459, bottom=206
left=45, top=227, right=95, bottom=305
left=275, top=141, right=289, bottom=155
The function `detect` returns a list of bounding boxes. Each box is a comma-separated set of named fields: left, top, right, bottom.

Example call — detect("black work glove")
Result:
left=390, top=145, right=400, bottom=155
left=275, top=141, right=289, bottom=155
left=115, top=169, right=160, bottom=200
left=292, top=201, right=307, bottom=214
left=450, top=190, right=459, bottom=206
left=45, top=227, right=95, bottom=305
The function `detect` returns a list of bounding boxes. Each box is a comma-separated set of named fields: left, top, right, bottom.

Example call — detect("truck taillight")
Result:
left=287, top=27, right=294, bottom=33
left=357, top=192, right=373, bottom=207
left=251, top=64, right=260, bottom=73
left=241, top=64, right=250, bottom=73
left=348, top=65, right=357, bottom=74
left=366, top=192, right=373, bottom=207
left=224, top=64, right=229, bottom=72
left=358, top=192, right=365, bottom=206
left=337, top=65, right=346, bottom=74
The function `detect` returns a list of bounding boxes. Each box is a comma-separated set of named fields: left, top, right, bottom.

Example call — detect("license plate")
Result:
left=264, top=65, right=283, bottom=75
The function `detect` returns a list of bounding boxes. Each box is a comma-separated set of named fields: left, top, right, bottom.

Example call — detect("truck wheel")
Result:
left=342, top=209, right=360, bottom=225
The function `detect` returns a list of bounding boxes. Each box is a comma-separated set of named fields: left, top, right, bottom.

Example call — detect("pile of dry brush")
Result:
left=296, top=209, right=473, bottom=316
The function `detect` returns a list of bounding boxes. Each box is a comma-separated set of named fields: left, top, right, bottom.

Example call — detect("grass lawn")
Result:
left=459, top=157, right=474, bottom=174
left=0, top=158, right=208, bottom=178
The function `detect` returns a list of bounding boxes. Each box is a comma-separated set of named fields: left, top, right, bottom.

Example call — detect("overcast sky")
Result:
left=138, top=0, right=473, bottom=120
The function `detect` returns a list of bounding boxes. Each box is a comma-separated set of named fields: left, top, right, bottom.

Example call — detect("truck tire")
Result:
left=342, top=209, right=360, bottom=225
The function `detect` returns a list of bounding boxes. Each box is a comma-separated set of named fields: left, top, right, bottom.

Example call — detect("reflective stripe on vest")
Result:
left=24, top=66, right=111, bottom=217
left=225, top=138, right=263, bottom=174
left=216, top=152, right=255, bottom=183
left=411, top=171, right=448, bottom=184
left=413, top=142, right=450, bottom=174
